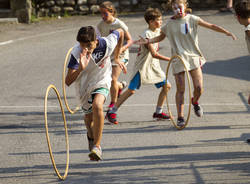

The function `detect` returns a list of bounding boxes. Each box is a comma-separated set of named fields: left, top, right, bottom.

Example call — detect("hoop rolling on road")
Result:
left=62, top=47, right=81, bottom=114
left=44, top=84, right=69, bottom=180
left=165, top=55, right=192, bottom=130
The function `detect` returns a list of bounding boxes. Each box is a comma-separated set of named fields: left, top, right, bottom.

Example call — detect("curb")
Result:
left=0, top=18, right=18, bottom=24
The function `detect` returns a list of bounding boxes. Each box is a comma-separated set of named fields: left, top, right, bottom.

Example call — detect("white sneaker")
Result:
left=89, top=146, right=102, bottom=161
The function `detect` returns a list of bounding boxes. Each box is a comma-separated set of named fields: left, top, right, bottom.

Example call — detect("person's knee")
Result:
left=111, top=79, right=118, bottom=86
left=195, top=85, right=203, bottom=95
left=92, top=101, right=103, bottom=114
left=128, top=89, right=136, bottom=95
left=176, top=86, right=185, bottom=95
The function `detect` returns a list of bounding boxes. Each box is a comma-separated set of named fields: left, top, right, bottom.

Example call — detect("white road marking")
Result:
left=0, top=28, right=76, bottom=46
left=0, top=103, right=247, bottom=109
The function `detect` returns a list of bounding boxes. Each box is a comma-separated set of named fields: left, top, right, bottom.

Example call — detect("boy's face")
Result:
left=172, top=1, right=186, bottom=18
left=100, top=8, right=113, bottom=22
left=79, top=40, right=98, bottom=54
left=150, top=16, right=162, bottom=29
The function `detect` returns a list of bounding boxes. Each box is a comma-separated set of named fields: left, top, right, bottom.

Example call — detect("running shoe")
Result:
left=193, top=104, right=203, bottom=117
left=192, top=98, right=203, bottom=117
left=177, top=117, right=185, bottom=127
left=118, top=81, right=127, bottom=98
left=87, top=135, right=94, bottom=152
left=105, top=111, right=118, bottom=124
left=89, top=146, right=102, bottom=161
left=153, top=112, right=171, bottom=120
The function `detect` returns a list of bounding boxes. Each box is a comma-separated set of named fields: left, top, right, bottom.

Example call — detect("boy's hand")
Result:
left=79, top=48, right=91, bottom=71
left=226, top=32, right=237, bottom=40
left=133, top=36, right=148, bottom=45
left=116, top=60, right=127, bottom=74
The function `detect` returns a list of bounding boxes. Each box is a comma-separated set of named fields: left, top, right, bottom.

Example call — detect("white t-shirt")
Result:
left=68, top=31, right=119, bottom=110
left=97, top=18, right=129, bottom=61
left=162, top=14, right=206, bottom=74
left=132, top=28, right=165, bottom=84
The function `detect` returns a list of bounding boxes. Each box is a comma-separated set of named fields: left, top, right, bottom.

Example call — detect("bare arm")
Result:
left=121, top=30, right=133, bottom=53
left=134, top=31, right=166, bottom=45
left=65, top=48, right=90, bottom=86
left=146, top=43, right=170, bottom=62
left=198, top=18, right=236, bottom=40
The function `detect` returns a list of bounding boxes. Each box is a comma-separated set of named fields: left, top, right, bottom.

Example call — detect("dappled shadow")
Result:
left=2, top=150, right=250, bottom=183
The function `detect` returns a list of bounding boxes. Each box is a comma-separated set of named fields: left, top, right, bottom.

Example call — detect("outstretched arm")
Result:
left=134, top=31, right=166, bottom=45
left=198, top=19, right=236, bottom=40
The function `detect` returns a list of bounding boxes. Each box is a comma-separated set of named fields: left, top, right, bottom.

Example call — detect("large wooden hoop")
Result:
left=44, top=84, right=69, bottom=180
left=165, top=55, right=192, bottom=130
left=62, top=47, right=80, bottom=114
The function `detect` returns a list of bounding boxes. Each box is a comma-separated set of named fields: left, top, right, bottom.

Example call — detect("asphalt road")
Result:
left=0, top=10, right=250, bottom=184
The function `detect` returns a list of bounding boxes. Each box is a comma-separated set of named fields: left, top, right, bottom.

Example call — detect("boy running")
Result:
left=106, top=8, right=171, bottom=124
left=65, top=26, right=126, bottom=161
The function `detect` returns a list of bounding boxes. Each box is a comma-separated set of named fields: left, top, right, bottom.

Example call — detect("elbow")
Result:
left=65, top=78, right=71, bottom=87
left=151, top=52, right=158, bottom=58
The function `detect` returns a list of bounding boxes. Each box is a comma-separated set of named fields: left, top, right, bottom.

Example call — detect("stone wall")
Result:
left=11, top=0, right=32, bottom=23
left=33, top=0, right=227, bottom=17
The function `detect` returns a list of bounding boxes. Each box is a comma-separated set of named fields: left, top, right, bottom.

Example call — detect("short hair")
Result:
left=100, top=1, right=117, bottom=17
left=234, top=0, right=250, bottom=19
left=76, top=26, right=96, bottom=43
left=144, top=8, right=162, bottom=24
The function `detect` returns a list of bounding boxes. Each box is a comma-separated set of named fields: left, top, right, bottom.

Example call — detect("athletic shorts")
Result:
left=82, top=87, right=109, bottom=114
left=128, top=72, right=167, bottom=90
left=112, top=58, right=129, bottom=66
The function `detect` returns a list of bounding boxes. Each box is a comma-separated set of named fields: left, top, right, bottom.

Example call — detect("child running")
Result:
left=65, top=26, right=126, bottom=161
left=135, top=0, right=236, bottom=127
left=234, top=0, right=250, bottom=104
left=106, top=8, right=172, bottom=124
left=97, top=1, right=133, bottom=117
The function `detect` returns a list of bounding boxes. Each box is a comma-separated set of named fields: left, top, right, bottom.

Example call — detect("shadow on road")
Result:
left=203, top=55, right=250, bottom=82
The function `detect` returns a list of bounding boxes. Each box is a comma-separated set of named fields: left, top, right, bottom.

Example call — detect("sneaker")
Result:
left=193, top=104, right=203, bottom=117
left=105, top=111, right=118, bottom=124
left=87, top=135, right=94, bottom=152
left=118, top=81, right=127, bottom=98
left=177, top=117, right=185, bottom=127
left=89, top=146, right=102, bottom=161
left=153, top=112, right=171, bottom=120
left=192, top=98, right=203, bottom=117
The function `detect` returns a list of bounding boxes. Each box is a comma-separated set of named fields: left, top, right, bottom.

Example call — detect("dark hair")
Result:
left=144, top=8, right=162, bottom=23
left=76, top=26, right=96, bottom=43
left=234, top=0, right=250, bottom=19
left=100, top=1, right=117, bottom=17
left=167, top=0, right=192, bottom=14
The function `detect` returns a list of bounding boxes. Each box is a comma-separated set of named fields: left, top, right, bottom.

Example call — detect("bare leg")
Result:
left=189, top=67, right=203, bottom=104
left=91, top=93, right=105, bottom=147
left=110, top=65, right=122, bottom=104
left=174, top=72, right=185, bottom=118
left=156, top=82, right=171, bottom=107
left=84, top=113, right=94, bottom=138
left=115, top=89, right=135, bottom=109
left=227, top=0, right=233, bottom=8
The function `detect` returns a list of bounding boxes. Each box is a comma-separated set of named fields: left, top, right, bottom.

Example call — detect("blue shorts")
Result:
left=128, top=72, right=167, bottom=90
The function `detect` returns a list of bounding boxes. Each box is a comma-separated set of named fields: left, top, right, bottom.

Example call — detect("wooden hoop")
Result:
left=62, top=47, right=80, bottom=114
left=44, top=84, right=69, bottom=180
left=165, top=55, right=192, bottom=130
